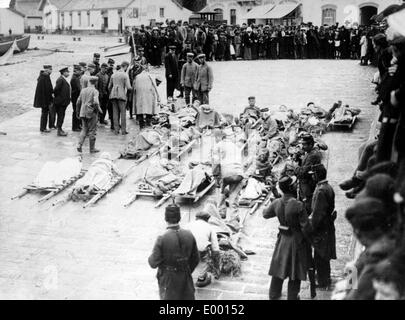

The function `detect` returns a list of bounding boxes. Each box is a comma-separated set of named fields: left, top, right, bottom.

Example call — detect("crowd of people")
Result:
left=31, top=6, right=405, bottom=301
left=125, top=19, right=384, bottom=64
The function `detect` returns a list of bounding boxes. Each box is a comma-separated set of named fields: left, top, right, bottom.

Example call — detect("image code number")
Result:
left=203, top=305, right=245, bottom=315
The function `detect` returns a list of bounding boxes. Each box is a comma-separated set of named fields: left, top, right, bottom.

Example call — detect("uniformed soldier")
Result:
left=295, top=134, right=322, bottom=213
left=165, top=45, right=179, bottom=100
left=148, top=205, right=200, bottom=300
left=70, top=64, right=82, bottom=132
left=309, top=164, right=337, bottom=289
left=76, top=76, right=103, bottom=153
left=91, top=53, right=101, bottom=75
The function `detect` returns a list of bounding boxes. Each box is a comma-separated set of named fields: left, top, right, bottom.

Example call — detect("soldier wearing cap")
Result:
left=53, top=67, right=71, bottom=136
left=76, top=76, right=103, bottom=153
left=194, top=53, right=213, bottom=104
left=108, top=61, right=132, bottom=135
left=185, top=210, right=220, bottom=288
left=263, top=175, right=312, bottom=300
left=295, top=134, right=323, bottom=213
left=181, top=52, right=198, bottom=105
left=148, top=205, right=200, bottom=300
left=70, top=64, right=83, bottom=131
left=34, top=64, right=55, bottom=132
left=106, top=59, right=115, bottom=130
left=81, top=63, right=96, bottom=89
left=92, top=53, right=101, bottom=75
left=308, top=164, right=336, bottom=290
left=165, top=45, right=179, bottom=100
left=96, top=63, right=109, bottom=125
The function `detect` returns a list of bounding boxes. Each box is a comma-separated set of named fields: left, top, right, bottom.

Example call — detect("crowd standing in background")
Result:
left=31, top=4, right=405, bottom=300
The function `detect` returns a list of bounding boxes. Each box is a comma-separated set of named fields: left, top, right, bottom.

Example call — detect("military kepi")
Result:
left=59, top=66, right=69, bottom=73
left=165, top=204, right=181, bottom=222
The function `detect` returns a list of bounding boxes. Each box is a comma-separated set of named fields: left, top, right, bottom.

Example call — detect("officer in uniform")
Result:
left=164, top=45, right=179, bottom=100
left=91, top=53, right=101, bottom=75
left=295, top=134, right=322, bottom=213
left=148, top=205, right=200, bottom=300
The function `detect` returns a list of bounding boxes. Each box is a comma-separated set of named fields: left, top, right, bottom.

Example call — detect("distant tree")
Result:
left=9, top=0, right=17, bottom=8
left=182, top=0, right=207, bottom=12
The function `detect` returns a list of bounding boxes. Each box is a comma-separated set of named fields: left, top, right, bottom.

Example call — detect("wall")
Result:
left=42, top=3, right=59, bottom=31
left=0, top=9, right=25, bottom=35
left=124, top=0, right=192, bottom=26
left=301, top=0, right=404, bottom=26
left=25, top=17, right=43, bottom=30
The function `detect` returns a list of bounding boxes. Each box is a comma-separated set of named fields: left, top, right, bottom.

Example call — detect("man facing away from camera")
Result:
left=149, top=204, right=200, bottom=300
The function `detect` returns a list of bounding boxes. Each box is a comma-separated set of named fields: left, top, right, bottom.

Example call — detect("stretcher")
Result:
left=173, top=179, right=217, bottom=203
left=11, top=170, right=87, bottom=203
left=160, top=138, right=198, bottom=161
left=238, top=184, right=273, bottom=215
left=124, top=182, right=173, bottom=208
left=327, top=115, right=358, bottom=130
left=83, top=174, right=123, bottom=209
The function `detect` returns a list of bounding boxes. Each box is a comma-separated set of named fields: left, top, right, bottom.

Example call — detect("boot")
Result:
left=345, top=183, right=365, bottom=199
left=196, top=274, right=212, bottom=288
left=89, top=139, right=100, bottom=154
left=339, top=176, right=362, bottom=191
left=57, top=129, right=67, bottom=137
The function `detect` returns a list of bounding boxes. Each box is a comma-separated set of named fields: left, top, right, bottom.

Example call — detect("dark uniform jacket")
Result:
left=295, top=148, right=322, bottom=202
left=34, top=71, right=53, bottom=108
left=148, top=225, right=200, bottom=300
left=70, top=74, right=81, bottom=104
left=53, top=76, right=71, bottom=107
left=310, top=180, right=337, bottom=260
left=263, top=195, right=311, bottom=281
left=164, top=53, right=179, bottom=80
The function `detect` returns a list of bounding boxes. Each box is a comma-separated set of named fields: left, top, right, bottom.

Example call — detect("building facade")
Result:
left=10, top=0, right=43, bottom=32
left=0, top=8, right=25, bottom=35
left=204, top=0, right=405, bottom=27
left=38, top=0, right=193, bottom=34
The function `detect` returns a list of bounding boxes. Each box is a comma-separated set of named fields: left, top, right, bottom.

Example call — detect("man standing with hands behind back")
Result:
left=148, top=204, right=200, bottom=300
left=194, top=53, right=213, bottom=105
left=53, top=67, right=71, bottom=137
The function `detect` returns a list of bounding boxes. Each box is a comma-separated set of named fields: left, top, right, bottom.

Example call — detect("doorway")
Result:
left=360, top=6, right=377, bottom=25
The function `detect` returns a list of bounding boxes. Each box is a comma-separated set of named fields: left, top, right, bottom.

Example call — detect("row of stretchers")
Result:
left=12, top=99, right=337, bottom=212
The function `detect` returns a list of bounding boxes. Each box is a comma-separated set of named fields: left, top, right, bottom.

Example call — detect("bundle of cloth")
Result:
left=70, top=153, right=121, bottom=202
left=173, top=163, right=213, bottom=196
left=329, top=102, right=361, bottom=124
left=120, top=128, right=166, bottom=160
left=160, top=125, right=201, bottom=159
left=33, top=157, right=82, bottom=189
left=195, top=105, right=223, bottom=131
left=140, top=159, right=184, bottom=196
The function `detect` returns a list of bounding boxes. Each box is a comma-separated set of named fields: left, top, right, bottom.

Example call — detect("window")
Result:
left=78, top=12, right=81, bottom=27
left=214, top=8, right=223, bottom=21
left=230, top=9, right=236, bottom=25
left=160, top=7, right=164, bottom=18
left=87, top=11, right=91, bottom=27
left=322, top=7, right=336, bottom=26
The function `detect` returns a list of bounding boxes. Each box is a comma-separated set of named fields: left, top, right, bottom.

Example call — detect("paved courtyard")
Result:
left=0, top=36, right=377, bottom=300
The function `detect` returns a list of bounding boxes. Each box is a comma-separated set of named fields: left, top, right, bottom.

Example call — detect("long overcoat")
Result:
left=148, top=225, right=200, bottom=300
left=310, top=181, right=337, bottom=260
left=132, top=71, right=159, bottom=115
left=263, top=195, right=311, bottom=281
left=34, top=71, right=53, bottom=108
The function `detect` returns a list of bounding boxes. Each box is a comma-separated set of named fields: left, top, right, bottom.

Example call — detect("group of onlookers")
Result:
left=124, top=19, right=385, bottom=65
left=334, top=4, right=405, bottom=300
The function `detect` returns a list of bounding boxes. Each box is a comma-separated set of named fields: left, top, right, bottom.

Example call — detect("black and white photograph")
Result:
left=0, top=0, right=405, bottom=307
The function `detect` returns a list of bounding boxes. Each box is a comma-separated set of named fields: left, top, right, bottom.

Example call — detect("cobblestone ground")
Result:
left=0, top=36, right=377, bottom=300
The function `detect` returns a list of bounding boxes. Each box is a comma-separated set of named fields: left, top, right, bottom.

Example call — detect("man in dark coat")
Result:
left=295, top=134, right=322, bottom=213
left=263, top=176, right=311, bottom=300
left=53, top=67, right=71, bottom=137
left=91, top=53, right=101, bottom=75
left=148, top=205, right=200, bottom=300
left=70, top=65, right=82, bottom=132
left=164, top=45, right=179, bottom=99
left=34, top=65, right=54, bottom=133
left=309, top=164, right=337, bottom=289
left=96, top=63, right=110, bottom=125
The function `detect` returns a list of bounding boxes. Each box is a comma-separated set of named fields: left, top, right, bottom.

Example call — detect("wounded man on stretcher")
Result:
left=70, top=153, right=122, bottom=202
